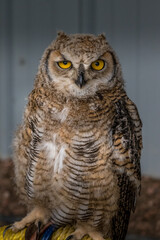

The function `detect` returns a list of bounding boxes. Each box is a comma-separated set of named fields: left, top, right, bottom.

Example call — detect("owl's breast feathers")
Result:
left=21, top=86, right=142, bottom=236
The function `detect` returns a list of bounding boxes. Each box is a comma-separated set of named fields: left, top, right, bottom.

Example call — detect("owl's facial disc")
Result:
left=46, top=48, right=116, bottom=97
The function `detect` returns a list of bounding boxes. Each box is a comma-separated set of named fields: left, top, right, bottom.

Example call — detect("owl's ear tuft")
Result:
left=98, top=33, right=106, bottom=41
left=57, top=31, right=68, bottom=40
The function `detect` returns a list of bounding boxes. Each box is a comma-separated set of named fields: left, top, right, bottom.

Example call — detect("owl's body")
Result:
left=13, top=33, right=142, bottom=240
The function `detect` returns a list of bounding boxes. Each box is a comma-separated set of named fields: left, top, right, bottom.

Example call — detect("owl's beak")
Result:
left=75, top=72, right=86, bottom=88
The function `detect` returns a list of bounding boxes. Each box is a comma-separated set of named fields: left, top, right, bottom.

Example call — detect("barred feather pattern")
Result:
left=13, top=33, right=142, bottom=240
left=13, top=84, right=142, bottom=239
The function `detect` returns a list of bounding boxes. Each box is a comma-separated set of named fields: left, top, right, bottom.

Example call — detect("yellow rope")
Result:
left=0, top=225, right=26, bottom=240
left=0, top=225, right=111, bottom=240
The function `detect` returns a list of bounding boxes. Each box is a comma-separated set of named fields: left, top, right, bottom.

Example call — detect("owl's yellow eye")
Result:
left=91, top=59, right=105, bottom=71
left=57, top=61, right=72, bottom=69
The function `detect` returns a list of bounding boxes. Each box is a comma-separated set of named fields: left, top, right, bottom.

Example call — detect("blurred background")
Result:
left=0, top=0, right=160, bottom=239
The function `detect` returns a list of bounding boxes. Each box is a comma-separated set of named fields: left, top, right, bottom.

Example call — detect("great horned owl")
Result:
left=12, top=32, right=142, bottom=240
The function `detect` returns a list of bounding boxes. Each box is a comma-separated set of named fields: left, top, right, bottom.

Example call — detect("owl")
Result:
left=12, top=32, right=142, bottom=240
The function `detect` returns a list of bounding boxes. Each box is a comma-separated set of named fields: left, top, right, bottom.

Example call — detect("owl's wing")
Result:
left=22, top=88, right=49, bottom=199
left=111, top=97, right=142, bottom=240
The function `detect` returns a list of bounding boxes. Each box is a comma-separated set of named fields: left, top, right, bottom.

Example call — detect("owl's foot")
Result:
left=66, top=223, right=105, bottom=240
left=25, top=222, right=58, bottom=240
left=11, top=206, right=49, bottom=233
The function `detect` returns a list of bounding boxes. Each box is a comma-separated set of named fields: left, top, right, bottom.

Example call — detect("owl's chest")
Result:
left=40, top=114, right=117, bottom=225
left=48, top=131, right=117, bottom=227
left=43, top=113, right=111, bottom=170
left=42, top=118, right=113, bottom=195
left=43, top=99, right=113, bottom=175
left=41, top=99, right=114, bottom=190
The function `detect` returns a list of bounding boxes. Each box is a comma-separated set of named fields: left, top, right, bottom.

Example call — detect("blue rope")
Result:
left=41, top=225, right=58, bottom=240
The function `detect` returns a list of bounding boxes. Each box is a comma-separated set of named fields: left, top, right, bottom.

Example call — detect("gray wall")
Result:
left=0, top=0, right=160, bottom=177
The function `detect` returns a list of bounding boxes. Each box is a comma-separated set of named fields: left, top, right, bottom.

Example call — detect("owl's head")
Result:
left=38, top=32, right=123, bottom=98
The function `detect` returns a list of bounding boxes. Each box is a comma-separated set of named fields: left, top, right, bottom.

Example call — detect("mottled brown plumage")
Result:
left=13, top=32, right=142, bottom=240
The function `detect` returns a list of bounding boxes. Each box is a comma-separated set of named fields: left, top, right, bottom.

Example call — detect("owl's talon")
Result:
left=35, top=221, right=42, bottom=240
left=3, top=225, right=12, bottom=238
left=25, top=223, right=38, bottom=240
left=38, top=221, right=42, bottom=232
left=66, top=235, right=74, bottom=240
